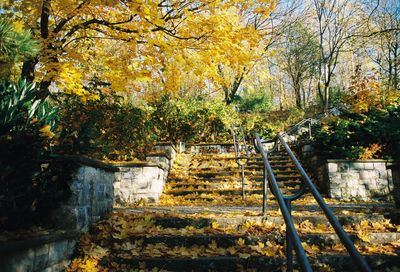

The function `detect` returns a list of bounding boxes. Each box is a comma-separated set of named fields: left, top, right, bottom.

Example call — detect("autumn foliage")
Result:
left=314, top=69, right=400, bottom=160
left=1, top=0, right=276, bottom=100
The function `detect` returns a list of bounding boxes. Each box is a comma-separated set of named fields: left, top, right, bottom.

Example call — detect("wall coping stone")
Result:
left=155, top=142, right=177, bottom=152
left=326, top=159, right=392, bottom=163
left=49, top=155, right=119, bottom=172
left=0, top=230, right=81, bottom=255
left=187, top=142, right=234, bottom=147
left=111, top=161, right=166, bottom=170
left=387, top=161, right=400, bottom=168
left=146, top=152, right=172, bottom=160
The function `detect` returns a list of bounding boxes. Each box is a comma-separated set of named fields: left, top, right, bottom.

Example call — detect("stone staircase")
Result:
left=68, top=149, right=400, bottom=272
left=160, top=151, right=304, bottom=205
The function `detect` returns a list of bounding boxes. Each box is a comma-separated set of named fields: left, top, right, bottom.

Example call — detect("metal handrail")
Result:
left=284, top=107, right=341, bottom=140
left=254, top=131, right=372, bottom=272
left=255, top=134, right=312, bottom=271
left=231, top=125, right=250, bottom=199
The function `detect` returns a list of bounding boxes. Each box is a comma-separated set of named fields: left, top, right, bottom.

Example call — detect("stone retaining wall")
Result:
left=1, top=146, right=175, bottom=271
left=113, top=144, right=176, bottom=204
left=146, top=152, right=172, bottom=171
left=325, top=160, right=393, bottom=201
left=51, top=156, right=118, bottom=231
left=113, top=161, right=168, bottom=204
left=154, top=142, right=177, bottom=162
left=302, top=151, right=395, bottom=201
left=387, top=162, right=400, bottom=208
left=189, top=143, right=235, bottom=154
left=0, top=231, right=80, bottom=272
left=0, top=156, right=117, bottom=272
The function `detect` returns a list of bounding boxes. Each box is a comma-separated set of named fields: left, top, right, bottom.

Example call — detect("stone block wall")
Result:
left=51, top=156, right=118, bottom=231
left=385, top=162, right=400, bottom=208
left=326, top=160, right=393, bottom=201
left=0, top=157, right=117, bottom=272
left=154, top=142, right=177, bottom=161
left=189, top=143, right=235, bottom=154
left=301, top=149, right=395, bottom=201
left=146, top=152, right=172, bottom=171
left=0, top=231, right=79, bottom=272
left=114, top=162, right=168, bottom=204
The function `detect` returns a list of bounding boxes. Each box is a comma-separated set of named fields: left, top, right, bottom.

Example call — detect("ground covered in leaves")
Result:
left=66, top=209, right=400, bottom=272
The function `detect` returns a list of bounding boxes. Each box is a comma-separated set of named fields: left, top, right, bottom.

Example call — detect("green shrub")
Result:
left=56, top=93, right=156, bottom=161
left=235, top=88, right=273, bottom=113
left=313, top=105, right=400, bottom=159
left=150, top=95, right=239, bottom=143
left=240, top=113, right=275, bottom=140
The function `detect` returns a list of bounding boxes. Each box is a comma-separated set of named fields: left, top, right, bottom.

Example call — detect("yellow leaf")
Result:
left=238, top=253, right=251, bottom=259
left=12, top=21, right=25, bottom=33
left=236, top=238, right=245, bottom=246
left=357, top=230, right=371, bottom=243
left=39, top=125, right=55, bottom=138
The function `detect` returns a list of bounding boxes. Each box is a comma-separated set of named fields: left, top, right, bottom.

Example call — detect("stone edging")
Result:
left=146, top=152, right=172, bottom=160
left=188, top=142, right=234, bottom=147
left=0, top=230, right=82, bottom=255
left=155, top=142, right=178, bottom=152
left=387, top=161, right=400, bottom=168
left=327, top=159, right=392, bottom=163
left=111, top=161, right=166, bottom=170
left=49, top=155, right=119, bottom=172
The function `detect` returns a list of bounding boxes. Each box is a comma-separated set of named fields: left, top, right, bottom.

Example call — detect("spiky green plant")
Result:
left=0, top=17, right=40, bottom=63
left=0, top=79, right=58, bottom=135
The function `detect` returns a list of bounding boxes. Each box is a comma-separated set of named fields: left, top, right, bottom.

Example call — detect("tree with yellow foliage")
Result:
left=1, top=0, right=276, bottom=101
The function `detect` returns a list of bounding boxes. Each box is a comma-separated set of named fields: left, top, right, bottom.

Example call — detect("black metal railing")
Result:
left=231, top=125, right=249, bottom=199
left=254, top=129, right=372, bottom=271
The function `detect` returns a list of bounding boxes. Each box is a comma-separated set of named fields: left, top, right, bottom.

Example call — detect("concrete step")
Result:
left=165, top=188, right=266, bottom=196
left=165, top=182, right=301, bottom=190
left=100, top=256, right=284, bottom=271
left=188, top=167, right=300, bottom=176
left=165, top=184, right=302, bottom=196
left=167, top=177, right=265, bottom=183
left=110, top=232, right=400, bottom=248
left=147, top=214, right=389, bottom=228
left=189, top=171, right=262, bottom=177
left=166, top=183, right=301, bottom=192
left=99, top=253, right=400, bottom=272
left=119, top=203, right=396, bottom=215
left=189, top=165, right=265, bottom=171
left=167, top=175, right=302, bottom=183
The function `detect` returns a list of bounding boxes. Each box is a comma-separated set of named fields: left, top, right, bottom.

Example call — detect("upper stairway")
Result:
left=160, top=150, right=305, bottom=206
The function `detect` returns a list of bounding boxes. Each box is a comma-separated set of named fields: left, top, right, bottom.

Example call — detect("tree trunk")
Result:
left=21, top=58, right=38, bottom=82
left=294, top=81, right=302, bottom=109
left=324, top=84, right=329, bottom=111
left=224, top=74, right=244, bottom=105
left=317, top=81, right=325, bottom=108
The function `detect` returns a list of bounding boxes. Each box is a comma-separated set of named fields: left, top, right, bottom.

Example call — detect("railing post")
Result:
left=262, top=165, right=267, bottom=216
left=241, top=164, right=245, bottom=200
left=285, top=199, right=294, bottom=272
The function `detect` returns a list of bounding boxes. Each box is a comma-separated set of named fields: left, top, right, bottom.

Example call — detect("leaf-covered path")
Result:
left=68, top=151, right=400, bottom=271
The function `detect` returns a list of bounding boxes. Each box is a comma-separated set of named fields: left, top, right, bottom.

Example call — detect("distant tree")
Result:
left=367, top=0, right=400, bottom=90
left=282, top=22, right=319, bottom=109
left=313, top=0, right=364, bottom=110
